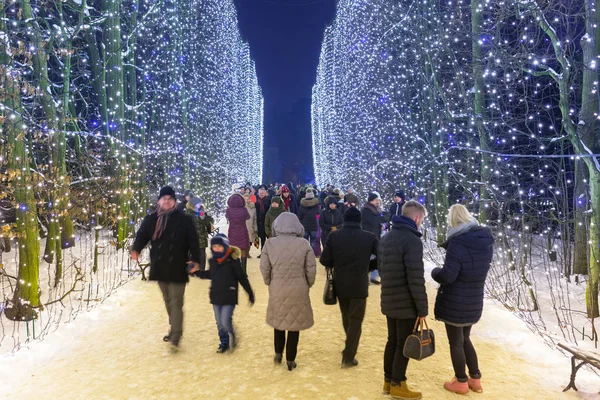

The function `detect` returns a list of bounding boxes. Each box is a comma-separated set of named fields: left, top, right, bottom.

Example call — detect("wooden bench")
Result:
left=558, top=342, right=600, bottom=392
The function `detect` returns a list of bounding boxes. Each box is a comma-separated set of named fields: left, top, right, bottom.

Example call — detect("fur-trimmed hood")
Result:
left=300, top=197, right=320, bottom=208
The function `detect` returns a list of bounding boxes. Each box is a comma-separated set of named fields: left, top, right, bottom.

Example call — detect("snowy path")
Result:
left=2, top=248, right=599, bottom=399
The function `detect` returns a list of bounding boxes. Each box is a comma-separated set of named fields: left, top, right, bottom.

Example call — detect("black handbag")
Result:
left=323, top=268, right=337, bottom=305
left=403, top=318, right=435, bottom=360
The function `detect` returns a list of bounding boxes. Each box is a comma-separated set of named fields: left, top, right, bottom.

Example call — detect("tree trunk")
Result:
left=573, top=160, right=589, bottom=275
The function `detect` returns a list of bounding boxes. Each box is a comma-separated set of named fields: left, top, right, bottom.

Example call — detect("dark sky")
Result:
left=233, top=0, right=337, bottom=183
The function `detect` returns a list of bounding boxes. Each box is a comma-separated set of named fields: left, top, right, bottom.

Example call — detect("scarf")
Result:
left=446, top=220, right=479, bottom=241
left=213, top=247, right=232, bottom=263
left=391, top=215, right=418, bottom=231
left=258, top=195, right=267, bottom=213
left=153, top=205, right=176, bottom=241
left=282, top=193, right=291, bottom=211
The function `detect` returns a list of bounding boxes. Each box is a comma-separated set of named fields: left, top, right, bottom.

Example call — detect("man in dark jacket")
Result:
left=388, top=190, right=406, bottom=223
left=298, top=189, right=320, bottom=249
left=362, top=192, right=386, bottom=284
left=378, top=200, right=428, bottom=399
left=320, top=207, right=378, bottom=368
left=255, top=188, right=271, bottom=255
left=320, top=195, right=343, bottom=248
left=131, top=186, right=202, bottom=347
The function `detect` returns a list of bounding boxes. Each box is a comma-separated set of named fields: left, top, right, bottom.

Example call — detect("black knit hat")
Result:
left=367, top=192, right=380, bottom=202
left=344, top=207, right=362, bottom=223
left=158, top=186, right=177, bottom=200
left=394, top=190, right=405, bottom=199
left=325, top=195, right=338, bottom=206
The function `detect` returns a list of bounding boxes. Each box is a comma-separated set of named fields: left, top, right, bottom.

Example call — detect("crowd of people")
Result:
left=130, top=183, right=495, bottom=399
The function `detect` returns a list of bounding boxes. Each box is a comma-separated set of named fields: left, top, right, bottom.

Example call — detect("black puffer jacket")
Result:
left=195, top=247, right=255, bottom=305
left=298, top=198, right=321, bottom=232
left=320, top=221, right=378, bottom=299
left=320, top=201, right=343, bottom=244
left=432, top=226, right=494, bottom=325
left=361, top=203, right=385, bottom=240
left=379, top=216, right=428, bottom=319
left=132, top=209, right=202, bottom=283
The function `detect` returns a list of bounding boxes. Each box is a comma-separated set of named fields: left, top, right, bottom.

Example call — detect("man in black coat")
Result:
left=388, top=190, right=406, bottom=223
left=320, top=207, right=378, bottom=368
left=131, top=186, right=202, bottom=347
left=378, top=200, right=429, bottom=398
left=362, top=192, right=386, bottom=284
left=255, top=187, right=271, bottom=255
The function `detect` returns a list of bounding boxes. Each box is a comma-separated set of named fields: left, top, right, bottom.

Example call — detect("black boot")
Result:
left=274, top=353, right=283, bottom=364
left=287, top=361, right=297, bottom=371
left=341, top=358, right=359, bottom=368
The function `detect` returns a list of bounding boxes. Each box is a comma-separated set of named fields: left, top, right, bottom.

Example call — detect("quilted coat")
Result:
left=260, top=213, right=316, bottom=331
left=431, top=225, right=494, bottom=325
left=225, top=194, right=250, bottom=250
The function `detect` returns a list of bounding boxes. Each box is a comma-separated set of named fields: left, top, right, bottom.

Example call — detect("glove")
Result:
left=331, top=226, right=337, bottom=232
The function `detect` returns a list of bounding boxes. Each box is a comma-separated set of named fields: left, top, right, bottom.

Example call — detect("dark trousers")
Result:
left=158, top=282, right=186, bottom=341
left=274, top=329, right=300, bottom=361
left=338, top=297, right=366, bottom=362
left=384, top=317, right=414, bottom=384
left=199, top=250, right=207, bottom=271
left=445, top=324, right=481, bottom=382
left=304, top=231, right=318, bottom=249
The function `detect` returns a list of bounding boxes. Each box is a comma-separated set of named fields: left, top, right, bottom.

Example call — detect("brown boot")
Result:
left=468, top=377, right=483, bottom=393
left=443, top=377, right=469, bottom=395
left=390, top=381, right=422, bottom=400
left=383, top=380, right=391, bottom=395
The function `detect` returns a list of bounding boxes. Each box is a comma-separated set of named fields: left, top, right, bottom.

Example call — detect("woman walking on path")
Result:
left=319, top=195, right=343, bottom=249
left=431, top=204, right=494, bottom=395
left=260, top=213, right=316, bottom=371
left=225, top=193, right=251, bottom=272
left=244, top=194, right=258, bottom=258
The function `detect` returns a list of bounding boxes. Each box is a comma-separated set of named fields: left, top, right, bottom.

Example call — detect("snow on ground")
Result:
left=2, top=239, right=600, bottom=399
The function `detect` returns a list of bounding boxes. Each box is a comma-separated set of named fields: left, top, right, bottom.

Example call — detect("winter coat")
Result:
left=225, top=194, right=250, bottom=250
left=246, top=203, right=258, bottom=244
left=281, top=193, right=298, bottom=215
left=195, top=246, right=254, bottom=305
left=260, top=213, right=316, bottom=331
left=378, top=216, right=428, bottom=319
left=319, top=221, right=378, bottom=299
left=184, top=204, right=214, bottom=248
left=298, top=198, right=321, bottom=233
left=388, top=202, right=406, bottom=222
left=256, top=195, right=271, bottom=238
left=265, top=198, right=286, bottom=238
left=131, top=209, right=201, bottom=283
left=319, top=201, right=343, bottom=245
left=361, top=203, right=385, bottom=240
left=432, top=226, right=494, bottom=326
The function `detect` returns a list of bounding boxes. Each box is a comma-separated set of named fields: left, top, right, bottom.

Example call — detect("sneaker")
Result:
left=341, top=358, right=359, bottom=368
left=443, top=377, right=469, bottom=395
left=383, top=380, right=391, bottom=395
left=468, top=377, right=483, bottom=393
left=390, top=381, right=422, bottom=400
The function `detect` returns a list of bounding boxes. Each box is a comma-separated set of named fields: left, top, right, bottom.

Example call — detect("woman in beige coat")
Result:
left=260, top=212, right=317, bottom=371
left=244, top=194, right=258, bottom=256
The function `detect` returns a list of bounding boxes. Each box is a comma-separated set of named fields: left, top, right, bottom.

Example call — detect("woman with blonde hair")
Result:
left=431, top=204, right=494, bottom=395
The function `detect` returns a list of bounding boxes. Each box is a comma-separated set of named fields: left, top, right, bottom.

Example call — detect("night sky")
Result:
left=234, top=0, right=337, bottom=183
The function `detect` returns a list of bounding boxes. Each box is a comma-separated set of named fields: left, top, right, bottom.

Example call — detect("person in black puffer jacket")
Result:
left=131, top=186, right=202, bottom=347
left=320, top=195, right=343, bottom=248
left=431, top=204, right=494, bottom=395
left=298, top=189, right=321, bottom=250
left=320, top=207, right=378, bottom=367
left=378, top=200, right=428, bottom=399
left=362, top=192, right=386, bottom=284
left=189, top=234, right=255, bottom=353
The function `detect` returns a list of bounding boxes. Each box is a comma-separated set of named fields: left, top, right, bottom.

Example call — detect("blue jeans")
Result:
left=213, top=304, right=235, bottom=347
left=304, top=231, right=318, bottom=249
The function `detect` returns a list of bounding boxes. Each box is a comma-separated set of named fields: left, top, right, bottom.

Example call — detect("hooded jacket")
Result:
left=184, top=202, right=214, bottom=248
left=260, top=213, right=316, bottom=331
left=319, top=196, right=343, bottom=244
left=432, top=225, right=495, bottom=325
left=298, top=197, right=321, bottom=233
left=361, top=202, right=385, bottom=240
left=225, top=194, right=250, bottom=250
left=195, top=246, right=254, bottom=305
